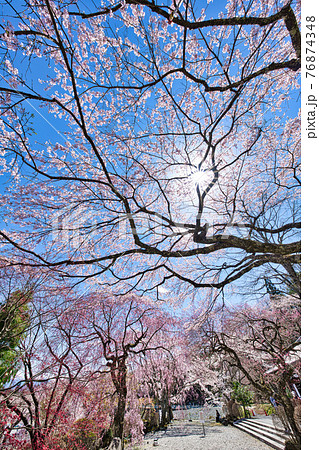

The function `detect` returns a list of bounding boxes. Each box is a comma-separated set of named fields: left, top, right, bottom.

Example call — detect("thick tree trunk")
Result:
left=160, top=389, right=171, bottom=427
left=110, top=357, right=128, bottom=443
left=30, top=430, right=46, bottom=450
left=282, top=396, right=301, bottom=445
left=160, top=400, right=167, bottom=427
left=112, top=391, right=127, bottom=441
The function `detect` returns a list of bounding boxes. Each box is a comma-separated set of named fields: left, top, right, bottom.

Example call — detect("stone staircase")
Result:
left=233, top=416, right=291, bottom=449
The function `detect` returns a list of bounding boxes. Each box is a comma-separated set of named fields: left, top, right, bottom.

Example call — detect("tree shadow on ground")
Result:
left=150, top=421, right=223, bottom=439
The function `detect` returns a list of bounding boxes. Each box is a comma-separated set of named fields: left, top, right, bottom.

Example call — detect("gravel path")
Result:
left=139, top=420, right=272, bottom=450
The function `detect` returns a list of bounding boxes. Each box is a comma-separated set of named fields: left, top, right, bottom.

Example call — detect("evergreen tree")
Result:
left=231, top=381, right=254, bottom=418
left=0, top=289, right=31, bottom=387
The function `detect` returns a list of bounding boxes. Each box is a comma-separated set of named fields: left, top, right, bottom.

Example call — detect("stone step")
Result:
left=243, top=418, right=291, bottom=437
left=233, top=420, right=287, bottom=450
left=235, top=420, right=287, bottom=444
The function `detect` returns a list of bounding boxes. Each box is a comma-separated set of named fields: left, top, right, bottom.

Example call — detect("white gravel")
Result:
left=139, top=420, right=273, bottom=449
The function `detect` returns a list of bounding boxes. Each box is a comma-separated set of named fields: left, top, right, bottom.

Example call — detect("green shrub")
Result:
left=264, top=404, right=276, bottom=416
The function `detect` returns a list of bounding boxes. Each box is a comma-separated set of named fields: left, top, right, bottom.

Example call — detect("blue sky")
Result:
left=0, top=0, right=300, bottom=306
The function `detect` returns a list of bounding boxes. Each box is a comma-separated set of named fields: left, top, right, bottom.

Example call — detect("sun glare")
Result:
left=190, top=169, right=210, bottom=187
